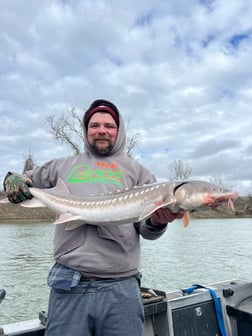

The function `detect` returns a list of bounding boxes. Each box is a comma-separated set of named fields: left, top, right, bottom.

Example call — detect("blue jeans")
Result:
left=44, top=277, right=144, bottom=336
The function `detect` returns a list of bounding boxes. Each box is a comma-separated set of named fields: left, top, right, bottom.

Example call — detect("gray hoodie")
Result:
left=26, top=105, right=167, bottom=277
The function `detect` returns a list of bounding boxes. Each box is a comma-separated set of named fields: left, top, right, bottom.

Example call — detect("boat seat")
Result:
left=226, top=296, right=252, bottom=336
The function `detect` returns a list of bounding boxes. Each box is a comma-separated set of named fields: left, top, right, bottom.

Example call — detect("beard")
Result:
left=90, top=140, right=114, bottom=156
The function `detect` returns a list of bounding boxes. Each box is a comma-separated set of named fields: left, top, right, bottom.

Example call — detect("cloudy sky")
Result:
left=1, top=0, right=252, bottom=195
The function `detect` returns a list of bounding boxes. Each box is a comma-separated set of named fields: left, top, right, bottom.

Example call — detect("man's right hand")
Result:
left=3, top=172, right=33, bottom=203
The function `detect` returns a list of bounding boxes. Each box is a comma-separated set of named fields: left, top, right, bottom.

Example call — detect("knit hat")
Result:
left=83, top=99, right=120, bottom=129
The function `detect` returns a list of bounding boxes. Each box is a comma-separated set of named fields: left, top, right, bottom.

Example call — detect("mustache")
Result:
left=93, top=136, right=111, bottom=141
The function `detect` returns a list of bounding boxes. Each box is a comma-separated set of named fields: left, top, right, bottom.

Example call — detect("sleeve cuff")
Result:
left=145, top=218, right=168, bottom=231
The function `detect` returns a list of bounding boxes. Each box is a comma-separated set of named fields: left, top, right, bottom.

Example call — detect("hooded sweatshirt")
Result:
left=26, top=104, right=167, bottom=278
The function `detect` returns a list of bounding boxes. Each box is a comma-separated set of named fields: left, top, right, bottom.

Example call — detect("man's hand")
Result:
left=3, top=172, right=33, bottom=203
left=150, top=208, right=184, bottom=226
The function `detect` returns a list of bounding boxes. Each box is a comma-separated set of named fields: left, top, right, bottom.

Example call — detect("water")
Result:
left=0, top=223, right=54, bottom=325
left=0, top=218, right=252, bottom=325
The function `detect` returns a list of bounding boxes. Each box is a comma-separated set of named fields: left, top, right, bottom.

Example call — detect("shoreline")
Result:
left=0, top=192, right=251, bottom=223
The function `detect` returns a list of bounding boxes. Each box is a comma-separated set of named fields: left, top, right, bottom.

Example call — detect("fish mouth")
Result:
left=203, top=191, right=238, bottom=211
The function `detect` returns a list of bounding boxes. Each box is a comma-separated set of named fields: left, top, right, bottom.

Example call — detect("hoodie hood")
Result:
left=82, top=99, right=126, bottom=156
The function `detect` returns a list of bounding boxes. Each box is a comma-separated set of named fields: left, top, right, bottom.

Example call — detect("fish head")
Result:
left=174, top=181, right=238, bottom=211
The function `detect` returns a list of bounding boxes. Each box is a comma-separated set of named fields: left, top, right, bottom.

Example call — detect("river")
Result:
left=0, top=218, right=251, bottom=325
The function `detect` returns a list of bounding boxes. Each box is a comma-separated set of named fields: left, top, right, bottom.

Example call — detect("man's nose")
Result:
left=97, top=125, right=106, bottom=133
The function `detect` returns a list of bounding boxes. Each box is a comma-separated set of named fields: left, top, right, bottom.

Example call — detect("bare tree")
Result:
left=125, top=131, right=140, bottom=159
left=168, top=159, right=192, bottom=181
left=208, top=175, right=233, bottom=189
left=46, top=106, right=140, bottom=157
left=209, top=175, right=225, bottom=187
left=46, top=106, right=84, bottom=155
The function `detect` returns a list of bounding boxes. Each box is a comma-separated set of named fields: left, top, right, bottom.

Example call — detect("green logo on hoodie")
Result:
left=67, top=163, right=123, bottom=186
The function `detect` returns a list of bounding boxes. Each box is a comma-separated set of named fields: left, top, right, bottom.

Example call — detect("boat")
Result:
left=1, top=279, right=252, bottom=335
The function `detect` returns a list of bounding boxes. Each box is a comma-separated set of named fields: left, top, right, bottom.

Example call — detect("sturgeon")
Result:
left=6, top=179, right=238, bottom=231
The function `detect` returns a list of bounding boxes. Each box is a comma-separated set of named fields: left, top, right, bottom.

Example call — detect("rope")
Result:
left=183, top=284, right=227, bottom=336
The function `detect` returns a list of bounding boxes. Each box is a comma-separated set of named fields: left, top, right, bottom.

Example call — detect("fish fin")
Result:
left=53, top=213, right=84, bottom=225
left=55, top=178, right=70, bottom=193
left=21, top=199, right=46, bottom=208
left=54, top=213, right=85, bottom=231
left=43, top=178, right=70, bottom=195
left=228, top=198, right=235, bottom=212
left=0, top=198, right=9, bottom=204
left=139, top=200, right=175, bottom=221
left=65, top=221, right=86, bottom=231
left=182, top=211, right=190, bottom=227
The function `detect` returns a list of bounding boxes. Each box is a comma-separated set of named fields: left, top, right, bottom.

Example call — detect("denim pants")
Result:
left=44, top=277, right=144, bottom=336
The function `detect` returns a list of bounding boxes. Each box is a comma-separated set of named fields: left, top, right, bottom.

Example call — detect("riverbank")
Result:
left=0, top=191, right=251, bottom=223
left=0, top=191, right=55, bottom=223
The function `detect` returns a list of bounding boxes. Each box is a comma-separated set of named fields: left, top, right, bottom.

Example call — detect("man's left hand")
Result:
left=150, top=208, right=184, bottom=226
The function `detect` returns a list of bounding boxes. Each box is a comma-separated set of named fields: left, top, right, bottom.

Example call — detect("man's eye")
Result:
left=106, top=124, right=116, bottom=129
left=88, top=123, right=117, bottom=129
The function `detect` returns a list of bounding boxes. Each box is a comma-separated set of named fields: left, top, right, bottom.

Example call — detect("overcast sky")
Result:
left=1, top=0, right=252, bottom=195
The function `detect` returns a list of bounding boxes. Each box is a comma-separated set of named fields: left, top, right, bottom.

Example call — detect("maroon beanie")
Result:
left=83, top=99, right=120, bottom=129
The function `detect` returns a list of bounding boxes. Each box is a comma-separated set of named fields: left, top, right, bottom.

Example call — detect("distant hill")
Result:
left=0, top=191, right=251, bottom=223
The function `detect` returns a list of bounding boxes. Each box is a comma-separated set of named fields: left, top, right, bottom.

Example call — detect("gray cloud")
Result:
left=0, top=0, right=252, bottom=195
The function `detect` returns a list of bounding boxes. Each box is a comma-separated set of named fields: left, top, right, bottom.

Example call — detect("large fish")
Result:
left=1, top=179, right=238, bottom=230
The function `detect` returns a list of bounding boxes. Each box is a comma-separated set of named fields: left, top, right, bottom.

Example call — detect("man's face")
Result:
left=87, top=112, right=118, bottom=156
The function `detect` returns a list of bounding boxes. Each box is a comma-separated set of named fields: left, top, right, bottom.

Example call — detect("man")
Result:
left=4, top=99, right=183, bottom=336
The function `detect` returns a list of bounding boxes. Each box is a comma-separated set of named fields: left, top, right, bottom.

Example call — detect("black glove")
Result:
left=3, top=172, right=33, bottom=203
